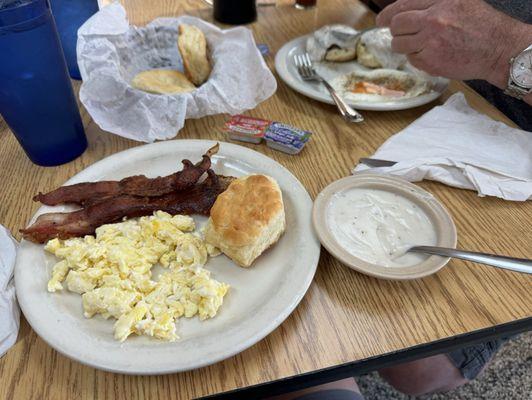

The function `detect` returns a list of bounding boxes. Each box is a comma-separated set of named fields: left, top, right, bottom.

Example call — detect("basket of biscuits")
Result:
left=77, top=3, right=277, bottom=142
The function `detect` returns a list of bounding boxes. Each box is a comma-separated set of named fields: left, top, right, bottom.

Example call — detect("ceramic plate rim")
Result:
left=15, top=139, right=321, bottom=374
left=312, top=174, right=457, bottom=280
left=274, top=34, right=449, bottom=111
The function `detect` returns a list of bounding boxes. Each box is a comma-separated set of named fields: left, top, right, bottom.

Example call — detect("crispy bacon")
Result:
left=33, top=144, right=220, bottom=206
left=21, top=171, right=234, bottom=244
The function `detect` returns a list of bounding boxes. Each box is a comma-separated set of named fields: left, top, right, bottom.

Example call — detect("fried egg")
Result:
left=45, top=211, right=228, bottom=342
left=331, top=68, right=431, bottom=102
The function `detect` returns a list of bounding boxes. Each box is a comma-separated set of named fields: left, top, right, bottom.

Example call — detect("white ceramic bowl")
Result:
left=313, top=174, right=457, bottom=280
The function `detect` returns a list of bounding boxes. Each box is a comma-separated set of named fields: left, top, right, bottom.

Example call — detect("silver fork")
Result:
left=294, top=53, right=364, bottom=123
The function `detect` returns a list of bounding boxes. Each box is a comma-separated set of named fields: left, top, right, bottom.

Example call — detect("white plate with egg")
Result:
left=313, top=174, right=456, bottom=280
left=275, top=33, right=449, bottom=111
left=15, top=140, right=320, bottom=374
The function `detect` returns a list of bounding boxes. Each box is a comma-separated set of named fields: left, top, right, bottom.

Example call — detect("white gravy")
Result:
left=327, top=188, right=437, bottom=268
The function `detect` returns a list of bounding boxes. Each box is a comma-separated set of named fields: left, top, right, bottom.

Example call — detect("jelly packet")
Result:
left=224, top=115, right=312, bottom=154
left=264, top=122, right=312, bottom=154
left=224, top=115, right=270, bottom=144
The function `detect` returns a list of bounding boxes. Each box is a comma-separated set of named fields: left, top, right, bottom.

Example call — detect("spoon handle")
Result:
left=409, top=246, right=532, bottom=274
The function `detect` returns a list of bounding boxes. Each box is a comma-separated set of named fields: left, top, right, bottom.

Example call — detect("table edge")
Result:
left=201, top=317, right=532, bottom=399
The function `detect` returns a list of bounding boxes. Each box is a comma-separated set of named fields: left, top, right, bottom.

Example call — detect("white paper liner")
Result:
left=77, top=3, right=277, bottom=142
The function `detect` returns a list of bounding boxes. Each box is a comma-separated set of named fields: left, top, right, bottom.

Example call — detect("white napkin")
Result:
left=0, top=225, right=19, bottom=358
left=77, top=3, right=277, bottom=142
left=354, top=93, right=532, bottom=201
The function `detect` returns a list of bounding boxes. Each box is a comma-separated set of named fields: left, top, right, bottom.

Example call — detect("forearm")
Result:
left=485, top=21, right=532, bottom=106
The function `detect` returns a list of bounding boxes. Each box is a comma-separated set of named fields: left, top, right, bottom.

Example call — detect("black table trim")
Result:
left=200, top=316, right=531, bottom=400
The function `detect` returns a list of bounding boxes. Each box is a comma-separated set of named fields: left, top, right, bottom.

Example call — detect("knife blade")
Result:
left=358, top=158, right=397, bottom=167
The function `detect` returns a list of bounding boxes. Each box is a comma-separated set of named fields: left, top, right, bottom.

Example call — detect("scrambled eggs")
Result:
left=45, top=211, right=228, bottom=342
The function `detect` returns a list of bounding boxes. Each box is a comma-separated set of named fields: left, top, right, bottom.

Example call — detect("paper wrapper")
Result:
left=358, top=28, right=407, bottom=70
left=77, top=3, right=277, bottom=142
left=0, top=225, right=18, bottom=358
left=306, top=24, right=359, bottom=61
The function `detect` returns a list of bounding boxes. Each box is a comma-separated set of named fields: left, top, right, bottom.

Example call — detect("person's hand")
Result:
left=375, top=0, right=532, bottom=89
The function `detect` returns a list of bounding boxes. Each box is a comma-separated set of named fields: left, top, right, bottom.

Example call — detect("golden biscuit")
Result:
left=132, top=69, right=195, bottom=94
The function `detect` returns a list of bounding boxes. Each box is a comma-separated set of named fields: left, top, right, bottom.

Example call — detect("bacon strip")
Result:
left=33, top=144, right=220, bottom=206
left=21, top=171, right=234, bottom=244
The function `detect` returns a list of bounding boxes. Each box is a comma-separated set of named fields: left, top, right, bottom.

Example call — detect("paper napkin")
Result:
left=0, top=225, right=19, bottom=358
left=355, top=93, right=532, bottom=201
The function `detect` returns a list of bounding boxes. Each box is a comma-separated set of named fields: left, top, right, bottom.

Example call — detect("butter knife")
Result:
left=358, top=158, right=397, bottom=168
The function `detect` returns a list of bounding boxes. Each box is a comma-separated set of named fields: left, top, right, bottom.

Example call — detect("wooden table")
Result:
left=1, top=1, right=531, bottom=399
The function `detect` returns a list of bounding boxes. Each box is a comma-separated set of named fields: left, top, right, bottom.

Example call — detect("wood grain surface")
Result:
left=1, top=1, right=530, bottom=399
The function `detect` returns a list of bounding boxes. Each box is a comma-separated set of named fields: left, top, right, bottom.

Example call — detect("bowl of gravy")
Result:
left=313, top=173, right=456, bottom=280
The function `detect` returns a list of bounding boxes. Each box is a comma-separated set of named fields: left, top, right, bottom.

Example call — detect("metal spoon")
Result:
left=407, top=245, right=532, bottom=274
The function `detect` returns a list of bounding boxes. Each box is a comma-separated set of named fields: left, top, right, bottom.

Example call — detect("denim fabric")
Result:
left=294, top=389, right=365, bottom=400
left=447, top=338, right=510, bottom=380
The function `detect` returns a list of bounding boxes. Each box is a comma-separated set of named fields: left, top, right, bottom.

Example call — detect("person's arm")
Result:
left=488, top=23, right=532, bottom=104
left=375, top=0, right=532, bottom=105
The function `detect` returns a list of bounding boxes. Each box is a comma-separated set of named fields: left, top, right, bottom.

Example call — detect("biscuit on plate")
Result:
left=325, top=46, right=357, bottom=62
left=178, top=24, right=211, bottom=86
left=132, top=69, right=196, bottom=94
left=356, top=28, right=407, bottom=70
left=356, top=40, right=382, bottom=68
left=204, top=175, right=286, bottom=268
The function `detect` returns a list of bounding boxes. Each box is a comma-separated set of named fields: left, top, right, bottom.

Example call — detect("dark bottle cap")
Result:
left=213, top=0, right=257, bottom=25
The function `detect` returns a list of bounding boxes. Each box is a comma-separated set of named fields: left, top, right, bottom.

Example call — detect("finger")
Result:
left=376, top=0, right=435, bottom=27
left=389, top=10, right=426, bottom=36
left=407, top=50, right=435, bottom=75
left=391, top=33, right=425, bottom=54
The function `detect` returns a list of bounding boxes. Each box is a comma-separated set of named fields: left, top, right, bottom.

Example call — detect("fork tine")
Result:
left=294, top=54, right=316, bottom=80
left=298, top=55, right=309, bottom=75
left=295, top=54, right=302, bottom=68
left=297, top=55, right=309, bottom=78
left=295, top=55, right=303, bottom=75
left=304, top=53, right=312, bottom=69
left=302, top=55, right=312, bottom=77
left=297, top=54, right=304, bottom=68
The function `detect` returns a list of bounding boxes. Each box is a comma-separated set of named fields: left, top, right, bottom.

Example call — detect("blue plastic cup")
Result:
left=0, top=0, right=88, bottom=166
left=49, top=0, right=99, bottom=80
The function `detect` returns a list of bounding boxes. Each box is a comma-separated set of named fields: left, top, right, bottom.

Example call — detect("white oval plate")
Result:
left=275, top=35, right=449, bottom=111
left=15, top=140, right=320, bottom=374
left=313, top=174, right=457, bottom=280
